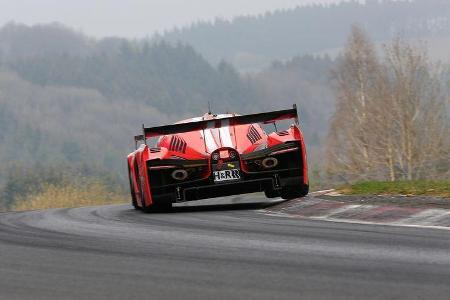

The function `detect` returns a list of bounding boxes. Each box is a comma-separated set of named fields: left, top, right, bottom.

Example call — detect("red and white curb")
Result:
left=261, top=190, right=450, bottom=230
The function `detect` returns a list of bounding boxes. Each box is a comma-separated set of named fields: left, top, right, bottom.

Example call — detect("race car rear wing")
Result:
left=134, top=104, right=299, bottom=146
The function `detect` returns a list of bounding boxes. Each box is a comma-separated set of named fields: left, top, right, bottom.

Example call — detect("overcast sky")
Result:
left=1, top=0, right=344, bottom=38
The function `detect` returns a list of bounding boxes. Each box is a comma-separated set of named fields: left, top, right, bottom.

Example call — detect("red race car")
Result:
left=127, top=105, right=308, bottom=211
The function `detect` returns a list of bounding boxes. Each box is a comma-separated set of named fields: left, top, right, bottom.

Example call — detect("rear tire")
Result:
left=142, top=201, right=172, bottom=213
left=264, top=188, right=281, bottom=198
left=141, top=195, right=173, bottom=213
left=281, top=184, right=309, bottom=200
left=128, top=165, right=140, bottom=210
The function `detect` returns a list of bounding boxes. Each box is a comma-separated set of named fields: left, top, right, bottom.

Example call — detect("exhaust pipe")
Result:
left=262, top=157, right=278, bottom=169
left=171, top=169, right=188, bottom=181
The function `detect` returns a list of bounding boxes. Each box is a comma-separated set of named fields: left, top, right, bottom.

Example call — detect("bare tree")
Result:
left=326, top=25, right=383, bottom=181
left=326, top=26, right=450, bottom=183
left=383, top=38, right=449, bottom=180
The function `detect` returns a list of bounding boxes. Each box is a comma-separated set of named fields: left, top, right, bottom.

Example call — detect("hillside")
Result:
left=0, top=22, right=131, bottom=62
left=160, top=0, right=450, bottom=70
left=8, top=41, right=256, bottom=115
left=0, top=43, right=256, bottom=172
left=250, top=55, right=335, bottom=148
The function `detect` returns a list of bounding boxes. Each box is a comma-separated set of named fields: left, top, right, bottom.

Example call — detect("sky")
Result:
left=0, top=0, right=344, bottom=38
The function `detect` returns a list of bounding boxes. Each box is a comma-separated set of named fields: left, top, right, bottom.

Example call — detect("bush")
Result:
left=1, top=163, right=126, bottom=211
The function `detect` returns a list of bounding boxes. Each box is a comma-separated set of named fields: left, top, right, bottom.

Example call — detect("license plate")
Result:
left=213, top=169, right=241, bottom=182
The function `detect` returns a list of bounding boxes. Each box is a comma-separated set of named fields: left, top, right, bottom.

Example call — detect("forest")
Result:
left=161, top=0, right=450, bottom=70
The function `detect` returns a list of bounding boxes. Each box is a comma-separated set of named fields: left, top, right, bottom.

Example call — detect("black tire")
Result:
left=141, top=191, right=173, bottom=213
left=137, top=164, right=172, bottom=213
left=141, top=199, right=172, bottom=213
left=264, top=188, right=281, bottom=198
left=128, top=165, right=140, bottom=210
left=281, top=184, right=309, bottom=200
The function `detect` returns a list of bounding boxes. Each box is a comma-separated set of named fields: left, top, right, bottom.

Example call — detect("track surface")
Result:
left=1, top=195, right=450, bottom=300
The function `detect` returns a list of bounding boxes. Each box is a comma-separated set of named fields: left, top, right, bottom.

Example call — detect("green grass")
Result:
left=339, top=180, right=450, bottom=198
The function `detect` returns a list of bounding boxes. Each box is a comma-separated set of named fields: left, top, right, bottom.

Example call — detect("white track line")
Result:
left=262, top=211, right=450, bottom=231
left=310, top=189, right=335, bottom=196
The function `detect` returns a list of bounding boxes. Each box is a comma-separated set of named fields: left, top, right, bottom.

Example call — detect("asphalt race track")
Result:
left=1, top=195, right=450, bottom=300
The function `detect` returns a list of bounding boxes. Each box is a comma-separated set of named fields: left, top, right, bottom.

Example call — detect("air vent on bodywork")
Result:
left=276, top=131, right=289, bottom=136
left=171, top=155, right=186, bottom=160
left=247, top=125, right=262, bottom=144
left=150, top=147, right=161, bottom=153
left=169, top=135, right=187, bottom=153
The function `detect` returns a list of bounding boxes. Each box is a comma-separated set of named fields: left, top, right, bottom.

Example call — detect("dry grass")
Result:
left=13, top=181, right=126, bottom=211
left=339, top=180, right=450, bottom=198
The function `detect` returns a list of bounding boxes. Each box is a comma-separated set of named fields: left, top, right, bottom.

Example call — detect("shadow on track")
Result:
left=139, top=198, right=287, bottom=214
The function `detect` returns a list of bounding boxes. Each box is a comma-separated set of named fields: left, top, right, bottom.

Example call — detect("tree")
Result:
left=326, top=26, right=450, bottom=182
left=326, top=25, right=383, bottom=181
left=382, top=38, right=449, bottom=180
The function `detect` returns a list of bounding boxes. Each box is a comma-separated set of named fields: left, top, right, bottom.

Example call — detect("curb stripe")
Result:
left=263, top=193, right=450, bottom=230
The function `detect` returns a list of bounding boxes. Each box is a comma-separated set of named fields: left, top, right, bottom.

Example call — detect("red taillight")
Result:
left=270, top=147, right=298, bottom=156
left=149, top=165, right=177, bottom=170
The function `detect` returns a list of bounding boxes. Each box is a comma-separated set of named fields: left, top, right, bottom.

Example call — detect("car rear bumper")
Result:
left=147, top=142, right=306, bottom=205
left=153, top=175, right=303, bottom=203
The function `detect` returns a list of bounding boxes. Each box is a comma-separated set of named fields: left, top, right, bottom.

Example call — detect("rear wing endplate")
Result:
left=134, top=104, right=298, bottom=146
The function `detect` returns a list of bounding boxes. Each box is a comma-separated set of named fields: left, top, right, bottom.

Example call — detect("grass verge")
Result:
left=338, top=180, right=450, bottom=198
left=13, top=181, right=126, bottom=211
